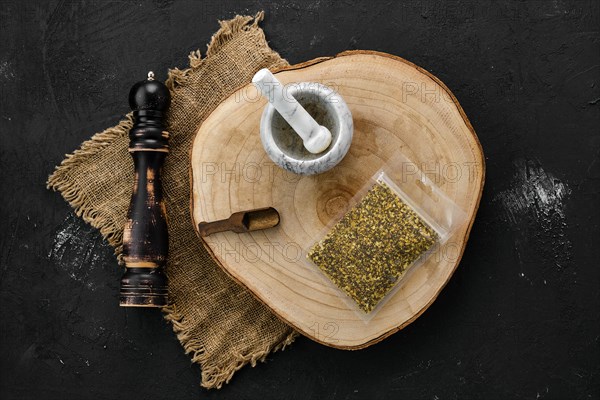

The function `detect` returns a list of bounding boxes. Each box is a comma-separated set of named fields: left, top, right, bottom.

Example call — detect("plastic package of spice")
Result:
left=306, top=154, right=467, bottom=322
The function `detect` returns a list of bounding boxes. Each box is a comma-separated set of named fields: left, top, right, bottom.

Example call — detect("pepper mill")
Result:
left=120, top=71, right=170, bottom=307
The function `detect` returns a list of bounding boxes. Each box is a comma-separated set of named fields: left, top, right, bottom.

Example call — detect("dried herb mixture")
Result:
left=308, top=181, right=438, bottom=313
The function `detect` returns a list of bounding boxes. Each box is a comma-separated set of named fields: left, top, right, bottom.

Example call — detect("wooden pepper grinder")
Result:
left=120, top=71, right=170, bottom=307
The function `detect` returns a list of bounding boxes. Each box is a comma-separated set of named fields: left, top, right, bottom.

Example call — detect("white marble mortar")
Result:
left=259, top=82, right=353, bottom=176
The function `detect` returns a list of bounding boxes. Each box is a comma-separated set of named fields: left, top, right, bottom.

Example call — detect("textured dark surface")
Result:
left=1, top=1, right=598, bottom=399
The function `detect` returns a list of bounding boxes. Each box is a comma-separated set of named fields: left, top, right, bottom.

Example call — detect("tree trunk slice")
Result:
left=190, top=50, right=485, bottom=349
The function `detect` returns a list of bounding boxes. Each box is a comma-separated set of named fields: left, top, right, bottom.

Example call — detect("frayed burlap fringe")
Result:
left=167, top=11, right=268, bottom=89
left=206, top=12, right=265, bottom=57
left=163, top=303, right=296, bottom=388
left=48, top=12, right=297, bottom=390
left=47, top=116, right=133, bottom=262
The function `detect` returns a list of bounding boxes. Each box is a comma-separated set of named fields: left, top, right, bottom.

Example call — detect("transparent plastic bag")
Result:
left=305, top=153, right=467, bottom=322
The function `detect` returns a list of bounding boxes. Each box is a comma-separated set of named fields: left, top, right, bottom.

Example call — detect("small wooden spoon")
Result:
left=198, top=207, right=280, bottom=237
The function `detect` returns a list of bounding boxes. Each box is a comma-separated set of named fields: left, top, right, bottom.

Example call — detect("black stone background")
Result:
left=1, top=1, right=598, bottom=399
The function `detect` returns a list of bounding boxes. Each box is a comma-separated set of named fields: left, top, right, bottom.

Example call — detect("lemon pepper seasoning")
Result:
left=308, top=181, right=438, bottom=313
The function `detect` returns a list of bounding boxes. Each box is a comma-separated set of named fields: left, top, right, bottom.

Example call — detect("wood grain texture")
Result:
left=191, top=51, right=485, bottom=349
left=5, top=0, right=599, bottom=397
left=120, top=79, right=171, bottom=307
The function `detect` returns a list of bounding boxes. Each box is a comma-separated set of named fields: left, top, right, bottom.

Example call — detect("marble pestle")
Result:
left=252, top=68, right=332, bottom=154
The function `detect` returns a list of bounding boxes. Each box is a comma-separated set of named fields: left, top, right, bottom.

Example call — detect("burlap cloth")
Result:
left=47, top=12, right=297, bottom=389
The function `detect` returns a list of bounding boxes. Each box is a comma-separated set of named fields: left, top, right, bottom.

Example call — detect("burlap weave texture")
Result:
left=47, top=12, right=297, bottom=389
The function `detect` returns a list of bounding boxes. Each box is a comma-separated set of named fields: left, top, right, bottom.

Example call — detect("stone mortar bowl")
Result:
left=260, top=82, right=353, bottom=176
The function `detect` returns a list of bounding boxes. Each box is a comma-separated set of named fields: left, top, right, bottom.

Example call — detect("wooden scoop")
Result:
left=198, top=207, right=280, bottom=237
